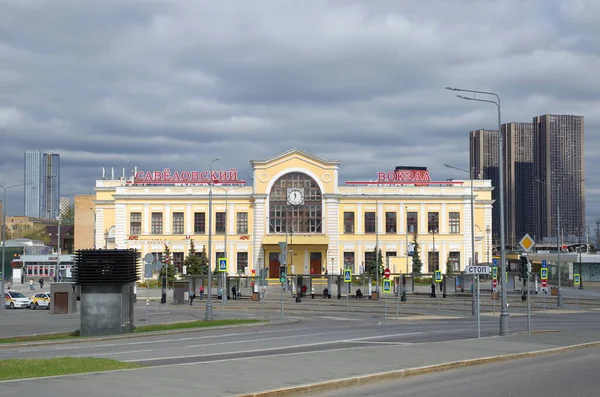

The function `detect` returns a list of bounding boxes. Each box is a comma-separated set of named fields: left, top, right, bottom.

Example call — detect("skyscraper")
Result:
left=534, top=114, right=585, bottom=241
left=24, top=151, right=60, bottom=219
left=470, top=129, right=500, bottom=242
left=504, top=122, right=535, bottom=246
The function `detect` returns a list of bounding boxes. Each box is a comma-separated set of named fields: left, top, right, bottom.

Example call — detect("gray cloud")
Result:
left=0, top=0, right=598, bottom=226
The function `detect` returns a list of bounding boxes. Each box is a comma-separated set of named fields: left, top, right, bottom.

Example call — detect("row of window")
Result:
left=343, top=211, right=461, bottom=234
left=130, top=212, right=248, bottom=235
left=342, top=251, right=461, bottom=273
left=153, top=251, right=249, bottom=273
left=131, top=210, right=464, bottom=236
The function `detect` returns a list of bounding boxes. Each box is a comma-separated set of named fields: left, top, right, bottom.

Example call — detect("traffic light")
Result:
left=279, top=265, right=287, bottom=282
left=520, top=256, right=530, bottom=280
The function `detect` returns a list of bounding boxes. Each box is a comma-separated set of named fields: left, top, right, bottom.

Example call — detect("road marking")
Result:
left=350, top=341, right=411, bottom=345
left=317, top=316, right=362, bottom=321
left=70, top=349, right=154, bottom=358
left=186, top=331, right=335, bottom=348
left=127, top=331, right=426, bottom=363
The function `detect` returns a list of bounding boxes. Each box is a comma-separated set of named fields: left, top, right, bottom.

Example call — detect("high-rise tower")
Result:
left=534, top=115, right=585, bottom=242
left=24, top=151, right=60, bottom=219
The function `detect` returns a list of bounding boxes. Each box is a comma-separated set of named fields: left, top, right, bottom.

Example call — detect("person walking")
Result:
left=29, top=279, right=35, bottom=291
left=39, top=278, right=44, bottom=290
left=231, top=285, right=237, bottom=300
left=199, top=285, right=204, bottom=300
left=189, top=288, right=195, bottom=306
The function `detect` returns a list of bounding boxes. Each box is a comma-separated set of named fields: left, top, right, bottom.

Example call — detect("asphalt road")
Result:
left=311, top=347, right=600, bottom=397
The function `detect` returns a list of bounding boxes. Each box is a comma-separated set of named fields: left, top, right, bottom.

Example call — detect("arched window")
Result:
left=269, top=172, right=322, bottom=233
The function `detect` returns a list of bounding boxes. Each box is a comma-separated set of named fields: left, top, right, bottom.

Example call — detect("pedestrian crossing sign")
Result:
left=383, top=279, right=391, bottom=293
left=344, top=269, right=352, bottom=283
left=218, top=258, right=228, bottom=272
left=435, top=270, right=442, bottom=283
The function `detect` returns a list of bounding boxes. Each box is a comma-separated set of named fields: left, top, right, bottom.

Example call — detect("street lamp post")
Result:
left=362, top=194, right=379, bottom=296
left=90, top=208, right=96, bottom=249
left=1, top=183, right=31, bottom=311
left=429, top=226, right=437, bottom=298
left=536, top=178, right=563, bottom=307
left=446, top=86, right=509, bottom=335
left=444, top=164, right=477, bottom=316
left=205, top=158, right=219, bottom=321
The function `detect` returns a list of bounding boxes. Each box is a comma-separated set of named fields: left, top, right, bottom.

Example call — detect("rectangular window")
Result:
left=428, top=251, right=439, bottom=273
left=344, top=252, right=355, bottom=273
left=237, top=212, right=248, bottom=234
left=385, top=212, right=396, bottom=233
left=449, top=212, right=460, bottom=234
left=364, top=251, right=376, bottom=274
left=386, top=251, right=397, bottom=259
left=172, top=212, right=184, bottom=234
left=428, top=212, right=439, bottom=233
left=364, top=212, right=376, bottom=233
left=216, top=212, right=226, bottom=234
left=407, top=212, right=418, bottom=234
left=344, top=212, right=354, bottom=234
left=448, top=252, right=460, bottom=272
left=237, top=252, right=248, bottom=273
left=194, top=212, right=205, bottom=234
left=130, top=212, right=141, bottom=235
left=151, top=212, right=163, bottom=234
left=173, top=252, right=184, bottom=272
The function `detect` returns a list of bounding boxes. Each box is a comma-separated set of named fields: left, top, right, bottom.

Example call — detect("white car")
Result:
left=4, top=291, right=30, bottom=309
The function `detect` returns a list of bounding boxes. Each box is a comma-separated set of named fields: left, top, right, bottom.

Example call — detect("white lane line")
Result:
left=318, top=316, right=363, bottom=321
left=350, top=341, right=411, bottom=345
left=70, top=349, right=154, bottom=358
left=126, top=331, right=426, bottom=363
left=186, top=331, right=334, bottom=348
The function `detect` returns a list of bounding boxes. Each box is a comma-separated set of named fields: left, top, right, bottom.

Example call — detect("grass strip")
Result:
left=133, top=319, right=260, bottom=333
left=0, top=332, right=79, bottom=344
left=0, top=357, right=142, bottom=381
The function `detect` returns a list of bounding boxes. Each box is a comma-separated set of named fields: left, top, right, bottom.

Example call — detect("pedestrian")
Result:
left=189, top=289, right=195, bottom=306
left=232, top=285, right=237, bottom=300
left=29, top=279, right=35, bottom=291
left=199, top=285, right=204, bottom=300
left=39, top=278, right=44, bottom=290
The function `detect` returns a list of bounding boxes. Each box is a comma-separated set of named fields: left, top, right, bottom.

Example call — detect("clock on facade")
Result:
left=287, top=188, right=304, bottom=205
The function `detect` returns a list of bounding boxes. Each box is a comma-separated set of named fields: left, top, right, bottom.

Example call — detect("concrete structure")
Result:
left=74, top=195, right=95, bottom=250
left=83, top=149, right=493, bottom=279
left=80, top=283, right=135, bottom=336
left=534, top=114, right=585, bottom=241
left=24, top=151, right=60, bottom=220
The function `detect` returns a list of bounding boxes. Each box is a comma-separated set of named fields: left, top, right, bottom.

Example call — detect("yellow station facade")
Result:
left=90, top=149, right=493, bottom=278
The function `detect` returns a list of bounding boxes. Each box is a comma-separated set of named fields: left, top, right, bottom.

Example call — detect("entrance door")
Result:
left=269, top=252, right=280, bottom=278
left=310, top=252, right=322, bottom=275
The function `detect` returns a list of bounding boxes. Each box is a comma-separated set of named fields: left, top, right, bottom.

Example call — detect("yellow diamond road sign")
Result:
left=519, top=234, right=535, bottom=251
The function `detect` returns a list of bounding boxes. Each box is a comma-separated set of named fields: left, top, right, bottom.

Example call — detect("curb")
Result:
left=234, top=340, right=600, bottom=397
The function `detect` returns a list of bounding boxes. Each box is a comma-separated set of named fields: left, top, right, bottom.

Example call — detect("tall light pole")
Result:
left=205, top=158, right=219, bottom=321
left=211, top=184, right=246, bottom=305
left=1, top=183, right=31, bottom=311
left=446, top=86, right=509, bottom=335
left=536, top=178, right=563, bottom=306
left=445, top=164, right=477, bottom=316
left=361, top=194, right=379, bottom=296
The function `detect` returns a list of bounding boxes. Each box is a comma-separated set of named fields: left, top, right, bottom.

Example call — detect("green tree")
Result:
left=366, top=247, right=383, bottom=278
left=445, top=254, right=455, bottom=276
left=60, top=205, right=75, bottom=225
left=411, top=231, right=423, bottom=275
left=158, top=243, right=176, bottom=288
left=7, top=224, right=51, bottom=244
left=185, top=240, right=208, bottom=276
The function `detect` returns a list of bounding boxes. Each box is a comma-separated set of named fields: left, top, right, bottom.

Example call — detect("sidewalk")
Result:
left=1, top=329, right=599, bottom=396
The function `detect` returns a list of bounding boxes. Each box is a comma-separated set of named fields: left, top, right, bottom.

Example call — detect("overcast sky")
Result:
left=1, top=0, right=598, bottom=225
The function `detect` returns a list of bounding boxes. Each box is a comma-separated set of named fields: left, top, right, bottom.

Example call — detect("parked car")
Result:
left=29, top=292, right=51, bottom=310
left=4, top=291, right=30, bottom=309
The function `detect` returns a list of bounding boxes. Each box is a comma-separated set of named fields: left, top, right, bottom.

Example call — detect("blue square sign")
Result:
left=219, top=258, right=228, bottom=272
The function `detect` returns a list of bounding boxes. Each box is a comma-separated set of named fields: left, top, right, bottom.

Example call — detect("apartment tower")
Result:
left=503, top=122, right=535, bottom=246
left=534, top=114, right=585, bottom=242
left=24, top=151, right=60, bottom=219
